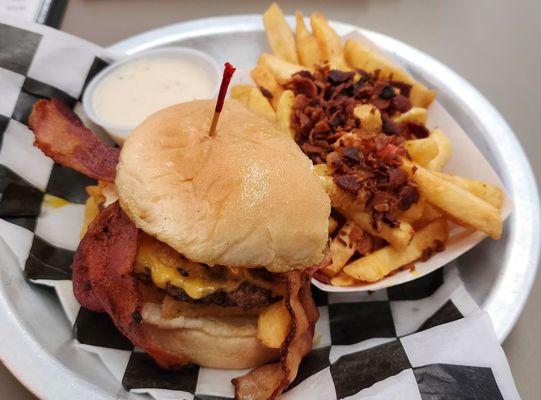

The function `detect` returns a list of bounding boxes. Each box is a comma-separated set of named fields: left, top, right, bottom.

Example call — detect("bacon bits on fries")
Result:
left=230, top=4, right=505, bottom=287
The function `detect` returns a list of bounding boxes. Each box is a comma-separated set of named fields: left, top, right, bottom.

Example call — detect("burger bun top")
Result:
left=115, top=99, right=330, bottom=272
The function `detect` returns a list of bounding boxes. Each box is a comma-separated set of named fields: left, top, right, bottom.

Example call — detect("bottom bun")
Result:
left=142, top=303, right=279, bottom=369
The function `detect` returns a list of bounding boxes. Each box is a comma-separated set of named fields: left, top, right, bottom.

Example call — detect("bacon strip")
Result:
left=28, top=99, right=119, bottom=182
left=232, top=271, right=318, bottom=400
left=72, top=246, right=104, bottom=312
left=73, top=202, right=188, bottom=368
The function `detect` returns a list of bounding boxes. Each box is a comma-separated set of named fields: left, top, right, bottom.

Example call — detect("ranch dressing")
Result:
left=92, top=57, right=215, bottom=127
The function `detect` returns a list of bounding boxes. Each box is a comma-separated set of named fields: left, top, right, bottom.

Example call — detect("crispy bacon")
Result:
left=72, top=246, right=104, bottom=312
left=289, top=66, right=422, bottom=229
left=28, top=99, right=119, bottom=182
left=232, top=271, right=318, bottom=400
left=73, top=202, right=188, bottom=368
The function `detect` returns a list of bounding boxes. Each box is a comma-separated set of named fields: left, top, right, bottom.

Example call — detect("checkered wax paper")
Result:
left=0, top=17, right=521, bottom=400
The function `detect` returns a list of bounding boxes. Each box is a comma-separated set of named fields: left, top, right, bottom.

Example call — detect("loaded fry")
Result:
left=232, top=3, right=505, bottom=287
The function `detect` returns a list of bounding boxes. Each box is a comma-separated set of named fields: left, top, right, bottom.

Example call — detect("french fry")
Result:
left=344, top=217, right=448, bottom=282
left=353, top=104, right=382, bottom=134
left=257, top=300, right=291, bottom=348
left=331, top=271, right=361, bottom=287
left=344, top=39, right=436, bottom=108
left=404, top=137, right=438, bottom=166
left=328, top=216, right=338, bottom=234
left=258, top=53, right=307, bottom=85
left=263, top=3, right=299, bottom=64
left=433, top=172, right=504, bottom=210
left=403, top=160, right=502, bottom=239
left=414, top=203, right=442, bottom=229
left=314, top=163, right=334, bottom=189
left=295, top=11, right=324, bottom=68
left=276, top=90, right=295, bottom=137
left=251, top=65, right=283, bottom=109
left=400, top=195, right=426, bottom=224
left=310, top=12, right=350, bottom=70
left=314, top=155, right=416, bottom=248
left=295, top=11, right=310, bottom=42
left=313, top=164, right=367, bottom=212
left=250, top=9, right=506, bottom=288
left=248, top=88, right=276, bottom=122
left=313, top=164, right=415, bottom=249
left=425, top=129, right=452, bottom=171
left=86, top=185, right=102, bottom=198
left=230, top=84, right=253, bottom=106
left=325, top=179, right=364, bottom=212
left=321, top=221, right=356, bottom=277
left=393, top=107, right=428, bottom=125
left=339, top=208, right=414, bottom=250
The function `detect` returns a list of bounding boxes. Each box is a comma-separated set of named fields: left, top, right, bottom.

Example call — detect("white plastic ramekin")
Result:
left=82, top=47, right=221, bottom=143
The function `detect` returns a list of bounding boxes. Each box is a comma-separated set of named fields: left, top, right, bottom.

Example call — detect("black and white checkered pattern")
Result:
left=0, top=17, right=521, bottom=400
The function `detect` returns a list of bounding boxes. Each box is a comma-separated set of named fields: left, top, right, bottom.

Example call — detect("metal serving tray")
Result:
left=0, top=15, right=538, bottom=400
left=109, top=15, right=540, bottom=342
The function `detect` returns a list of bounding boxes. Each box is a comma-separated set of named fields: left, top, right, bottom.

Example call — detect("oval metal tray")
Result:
left=109, top=15, right=540, bottom=342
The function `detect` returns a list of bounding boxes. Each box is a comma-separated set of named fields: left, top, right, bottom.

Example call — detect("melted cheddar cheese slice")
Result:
left=135, top=234, right=244, bottom=299
left=83, top=184, right=285, bottom=301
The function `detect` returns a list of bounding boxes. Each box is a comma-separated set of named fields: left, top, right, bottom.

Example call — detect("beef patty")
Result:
left=136, top=263, right=280, bottom=309
left=163, top=281, right=278, bottom=309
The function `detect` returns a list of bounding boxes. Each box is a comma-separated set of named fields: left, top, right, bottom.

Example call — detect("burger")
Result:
left=28, top=98, right=331, bottom=399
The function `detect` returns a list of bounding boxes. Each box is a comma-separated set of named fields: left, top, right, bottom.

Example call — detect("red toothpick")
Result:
left=209, top=62, right=236, bottom=137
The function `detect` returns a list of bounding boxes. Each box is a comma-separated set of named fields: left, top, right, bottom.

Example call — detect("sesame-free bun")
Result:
left=116, top=100, right=330, bottom=272
left=142, top=303, right=278, bottom=369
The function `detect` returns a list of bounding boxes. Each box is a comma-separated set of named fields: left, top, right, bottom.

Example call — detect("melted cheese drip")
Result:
left=81, top=185, right=284, bottom=300
left=44, top=194, right=69, bottom=208
left=135, top=235, right=243, bottom=299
